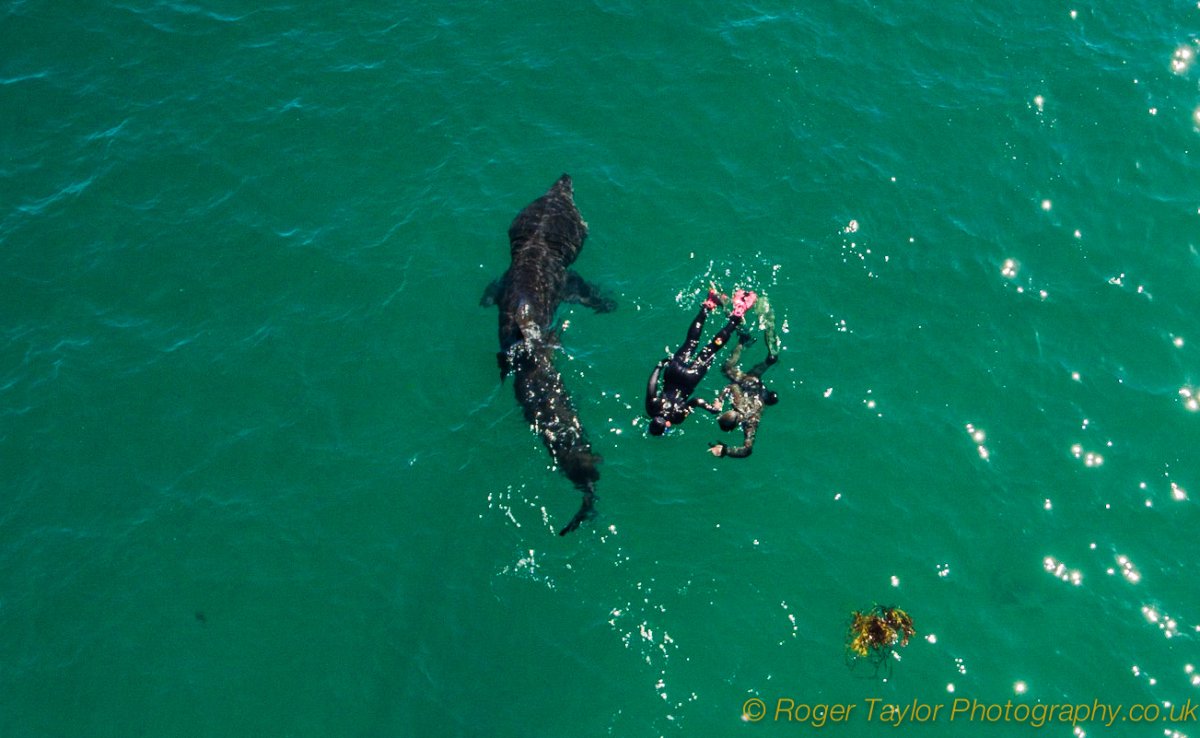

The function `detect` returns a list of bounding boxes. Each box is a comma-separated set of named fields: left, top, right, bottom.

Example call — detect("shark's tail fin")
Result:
left=558, top=482, right=597, bottom=536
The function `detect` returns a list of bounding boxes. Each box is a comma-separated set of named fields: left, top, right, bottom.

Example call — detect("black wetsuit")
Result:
left=646, top=302, right=744, bottom=429
left=696, top=333, right=778, bottom=457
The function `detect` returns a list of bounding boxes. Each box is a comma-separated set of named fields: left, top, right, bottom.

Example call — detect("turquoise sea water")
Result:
left=3, top=2, right=1200, bottom=736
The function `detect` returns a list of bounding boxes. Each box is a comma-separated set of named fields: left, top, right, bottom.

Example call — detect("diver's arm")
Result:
left=691, top=385, right=731, bottom=414
left=746, top=350, right=779, bottom=379
left=722, top=339, right=746, bottom=382
left=645, top=359, right=667, bottom=415
left=711, top=419, right=757, bottom=458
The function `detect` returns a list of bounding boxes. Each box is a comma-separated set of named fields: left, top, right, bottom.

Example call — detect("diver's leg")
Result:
left=722, top=334, right=747, bottom=382
left=674, top=289, right=725, bottom=362
left=691, top=316, right=741, bottom=373
left=673, top=306, right=708, bottom=363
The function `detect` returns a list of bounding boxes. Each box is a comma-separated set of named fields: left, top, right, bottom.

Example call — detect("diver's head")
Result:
left=649, top=416, right=669, bottom=436
left=763, top=390, right=779, bottom=406
left=718, top=410, right=740, bottom=432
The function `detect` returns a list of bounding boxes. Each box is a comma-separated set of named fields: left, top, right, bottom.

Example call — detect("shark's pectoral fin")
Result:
left=481, top=275, right=508, bottom=307
left=564, top=271, right=616, bottom=313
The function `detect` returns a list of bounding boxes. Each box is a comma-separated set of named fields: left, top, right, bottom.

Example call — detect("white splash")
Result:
left=1070, top=443, right=1104, bottom=467
left=1179, top=387, right=1200, bottom=412
left=1044, top=556, right=1083, bottom=585
left=1112, top=554, right=1141, bottom=584
left=966, top=423, right=990, bottom=460
left=1142, top=605, right=1180, bottom=639
left=1172, top=43, right=1197, bottom=74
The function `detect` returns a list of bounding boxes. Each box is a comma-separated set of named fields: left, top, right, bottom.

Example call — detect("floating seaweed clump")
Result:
left=846, top=605, right=915, bottom=667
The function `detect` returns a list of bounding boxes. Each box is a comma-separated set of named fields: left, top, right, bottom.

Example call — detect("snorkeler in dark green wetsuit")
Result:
left=695, top=316, right=779, bottom=458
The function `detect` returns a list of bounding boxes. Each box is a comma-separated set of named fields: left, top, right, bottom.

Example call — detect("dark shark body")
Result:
left=482, top=174, right=615, bottom=535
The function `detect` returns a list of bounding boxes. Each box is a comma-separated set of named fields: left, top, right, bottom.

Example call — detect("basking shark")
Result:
left=482, top=174, right=615, bottom=535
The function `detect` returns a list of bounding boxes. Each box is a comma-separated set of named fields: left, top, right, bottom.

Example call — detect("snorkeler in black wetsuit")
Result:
left=646, top=288, right=757, bottom=436
left=696, top=330, right=779, bottom=458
